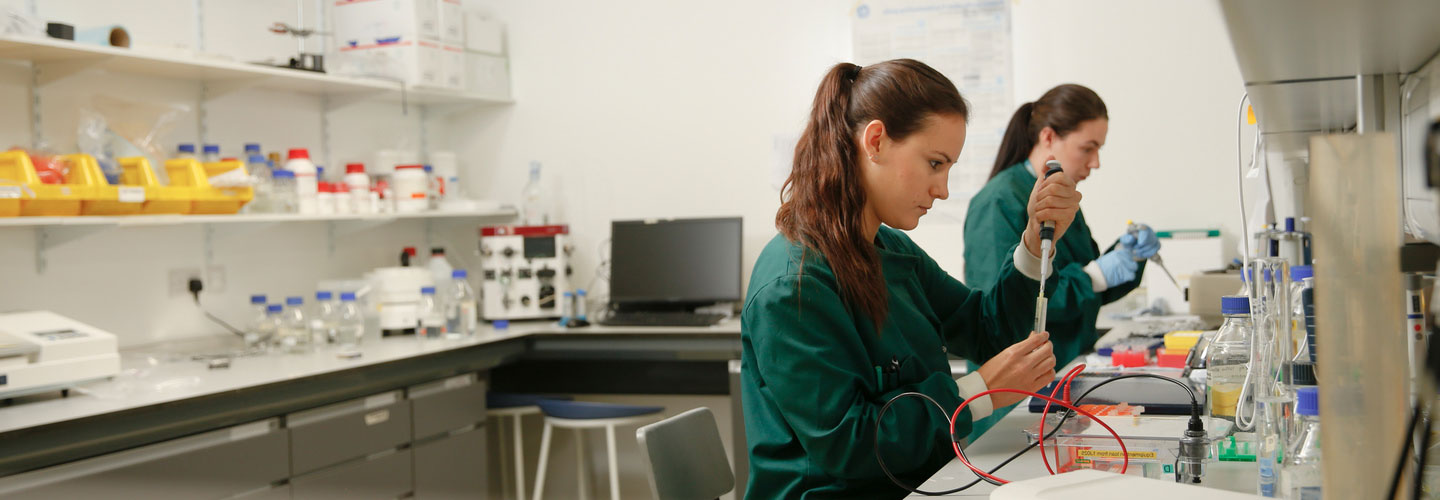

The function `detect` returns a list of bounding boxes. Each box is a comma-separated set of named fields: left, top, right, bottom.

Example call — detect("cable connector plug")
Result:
left=1177, top=413, right=1207, bottom=484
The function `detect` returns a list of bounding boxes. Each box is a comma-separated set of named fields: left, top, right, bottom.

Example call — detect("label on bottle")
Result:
left=1258, top=458, right=1277, bottom=497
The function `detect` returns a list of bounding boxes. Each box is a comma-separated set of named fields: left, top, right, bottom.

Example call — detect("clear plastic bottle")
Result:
left=202, top=144, right=221, bottom=163
left=335, top=292, right=364, bottom=358
left=243, top=142, right=261, bottom=158
left=245, top=154, right=273, bottom=213
left=271, top=170, right=298, bottom=213
left=245, top=294, right=269, bottom=348
left=1206, top=295, right=1251, bottom=423
left=445, top=269, right=477, bottom=339
left=427, top=247, right=454, bottom=288
left=279, top=296, right=312, bottom=353
left=521, top=161, right=546, bottom=225
left=261, top=304, right=283, bottom=350
left=418, top=286, right=445, bottom=340
left=311, top=291, right=339, bottom=344
left=1282, top=387, right=1322, bottom=499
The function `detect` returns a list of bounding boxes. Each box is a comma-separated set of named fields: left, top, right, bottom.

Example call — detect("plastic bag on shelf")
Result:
left=5, top=146, right=67, bottom=184
left=77, top=95, right=190, bottom=184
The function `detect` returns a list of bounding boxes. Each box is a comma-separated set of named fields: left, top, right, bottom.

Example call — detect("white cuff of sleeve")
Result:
left=1084, top=261, right=1109, bottom=292
left=1012, top=243, right=1046, bottom=282
left=955, top=372, right=993, bottom=421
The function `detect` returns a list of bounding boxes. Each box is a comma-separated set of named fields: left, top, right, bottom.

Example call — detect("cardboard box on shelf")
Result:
left=442, top=44, right=465, bottom=91
left=439, top=0, right=464, bottom=45
left=333, top=0, right=440, bottom=48
left=334, top=40, right=445, bottom=89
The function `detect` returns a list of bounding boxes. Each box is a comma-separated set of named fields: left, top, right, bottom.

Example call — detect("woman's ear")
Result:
left=860, top=119, right=886, bottom=162
left=1037, top=126, right=1057, bottom=152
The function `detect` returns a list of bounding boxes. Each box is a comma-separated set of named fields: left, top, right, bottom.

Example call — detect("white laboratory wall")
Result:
left=0, top=0, right=457, bottom=345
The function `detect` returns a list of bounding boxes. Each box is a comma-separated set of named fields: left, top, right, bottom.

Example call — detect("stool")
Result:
left=487, top=393, right=572, bottom=500
left=532, top=400, right=664, bottom=500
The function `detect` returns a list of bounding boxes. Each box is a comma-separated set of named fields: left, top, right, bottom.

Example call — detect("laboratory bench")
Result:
left=0, top=319, right=740, bottom=499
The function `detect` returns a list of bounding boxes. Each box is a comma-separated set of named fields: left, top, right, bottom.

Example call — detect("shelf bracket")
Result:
left=203, top=223, right=215, bottom=269
left=35, top=56, right=110, bottom=87
left=327, top=221, right=336, bottom=256
left=34, top=225, right=113, bottom=274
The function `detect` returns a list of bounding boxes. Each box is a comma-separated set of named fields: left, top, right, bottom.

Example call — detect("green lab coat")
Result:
left=960, top=161, right=1145, bottom=440
left=740, top=226, right=1044, bottom=499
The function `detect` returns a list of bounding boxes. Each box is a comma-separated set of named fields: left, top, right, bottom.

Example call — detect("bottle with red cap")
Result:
left=344, top=163, right=372, bottom=215
left=285, top=148, right=319, bottom=214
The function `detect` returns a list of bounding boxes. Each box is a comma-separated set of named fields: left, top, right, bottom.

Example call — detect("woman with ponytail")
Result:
left=739, top=59, right=1081, bottom=498
left=961, top=84, right=1160, bottom=440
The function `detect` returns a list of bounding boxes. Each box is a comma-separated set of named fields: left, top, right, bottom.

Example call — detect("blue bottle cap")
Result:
left=247, top=154, right=267, bottom=164
left=178, top=143, right=195, bottom=153
left=424, top=164, right=433, bottom=172
left=203, top=144, right=220, bottom=154
left=563, top=291, right=575, bottom=297
left=286, top=296, right=303, bottom=306
left=266, top=304, right=283, bottom=314
left=244, top=143, right=261, bottom=153
left=1290, top=265, right=1313, bottom=282
left=1096, top=346, right=1113, bottom=356
left=576, top=289, right=587, bottom=296
left=452, top=269, right=468, bottom=279
left=316, top=291, right=333, bottom=301
left=1285, top=217, right=1296, bottom=232
left=494, top=319, right=509, bottom=329
left=421, top=286, right=436, bottom=295
left=340, top=292, right=357, bottom=302
left=317, top=166, right=324, bottom=177
left=1220, top=295, right=1250, bottom=315
left=273, top=170, right=295, bottom=179
left=250, top=294, right=266, bottom=304
left=1296, top=386, right=1319, bottom=416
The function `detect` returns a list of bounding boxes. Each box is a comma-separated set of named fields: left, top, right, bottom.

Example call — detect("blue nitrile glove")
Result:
left=1120, top=223, right=1161, bottom=259
left=1095, top=247, right=1139, bottom=288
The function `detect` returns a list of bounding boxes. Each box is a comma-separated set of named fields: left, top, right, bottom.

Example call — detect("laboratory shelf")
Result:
left=0, top=206, right=518, bottom=228
left=0, top=34, right=511, bottom=106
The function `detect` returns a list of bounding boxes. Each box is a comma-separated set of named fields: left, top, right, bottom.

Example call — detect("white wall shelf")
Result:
left=0, top=34, right=511, bottom=107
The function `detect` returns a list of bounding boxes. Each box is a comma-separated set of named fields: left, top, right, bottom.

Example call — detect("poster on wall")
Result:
left=852, top=0, right=1013, bottom=221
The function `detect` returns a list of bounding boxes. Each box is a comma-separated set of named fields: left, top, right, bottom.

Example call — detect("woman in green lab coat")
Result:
left=740, top=59, right=1082, bottom=499
left=961, top=84, right=1160, bottom=440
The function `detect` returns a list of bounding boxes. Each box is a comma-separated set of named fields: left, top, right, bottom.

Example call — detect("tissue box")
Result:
left=464, top=12, right=504, bottom=54
left=466, top=52, right=510, bottom=99
left=334, top=40, right=445, bottom=88
left=333, top=0, right=440, bottom=47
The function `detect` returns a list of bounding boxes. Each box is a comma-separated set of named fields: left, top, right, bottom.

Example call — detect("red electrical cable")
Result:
left=1039, top=365, right=1086, bottom=474
left=949, top=387, right=1128, bottom=484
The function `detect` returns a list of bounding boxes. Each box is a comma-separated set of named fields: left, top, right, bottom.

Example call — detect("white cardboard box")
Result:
left=334, top=40, right=445, bottom=88
left=333, top=0, right=440, bottom=48
left=466, top=52, right=510, bottom=99
left=441, top=44, right=465, bottom=90
left=438, top=0, right=464, bottom=45
left=463, top=12, right=504, bottom=54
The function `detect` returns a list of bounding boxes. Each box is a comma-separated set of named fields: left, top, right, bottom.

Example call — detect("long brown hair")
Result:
left=776, top=59, right=968, bottom=328
left=989, top=84, right=1107, bottom=179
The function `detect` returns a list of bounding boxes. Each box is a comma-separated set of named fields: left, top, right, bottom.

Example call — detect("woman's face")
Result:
left=1045, top=118, right=1108, bottom=182
left=859, top=113, right=967, bottom=231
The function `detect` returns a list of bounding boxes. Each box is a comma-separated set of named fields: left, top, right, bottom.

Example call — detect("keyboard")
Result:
left=598, top=311, right=727, bottom=327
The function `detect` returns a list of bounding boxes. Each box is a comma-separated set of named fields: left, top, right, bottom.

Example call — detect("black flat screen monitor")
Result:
left=609, top=217, right=742, bottom=311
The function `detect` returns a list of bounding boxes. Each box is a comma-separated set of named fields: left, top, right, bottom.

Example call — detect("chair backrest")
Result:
left=635, top=407, right=734, bottom=500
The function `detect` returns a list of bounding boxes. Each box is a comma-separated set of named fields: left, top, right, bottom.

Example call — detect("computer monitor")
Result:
left=609, top=217, right=743, bottom=311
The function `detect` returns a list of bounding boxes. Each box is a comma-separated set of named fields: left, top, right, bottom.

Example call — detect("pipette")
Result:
left=1126, top=220, right=1180, bottom=289
left=1034, top=161, right=1064, bottom=335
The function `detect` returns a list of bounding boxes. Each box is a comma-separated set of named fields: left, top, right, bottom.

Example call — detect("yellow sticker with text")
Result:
left=1077, top=449, right=1158, bottom=460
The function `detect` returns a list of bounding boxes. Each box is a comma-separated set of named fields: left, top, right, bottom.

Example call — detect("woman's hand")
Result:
left=976, top=331, right=1057, bottom=408
left=1022, top=157, right=1082, bottom=258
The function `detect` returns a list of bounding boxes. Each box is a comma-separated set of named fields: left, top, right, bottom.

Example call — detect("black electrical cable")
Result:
left=188, top=280, right=247, bottom=339
left=876, top=373, right=1200, bottom=495
left=1388, top=405, right=1422, bottom=500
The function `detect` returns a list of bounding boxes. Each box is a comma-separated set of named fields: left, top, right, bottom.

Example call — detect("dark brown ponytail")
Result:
left=777, top=59, right=967, bottom=329
left=989, top=84, right=1108, bottom=179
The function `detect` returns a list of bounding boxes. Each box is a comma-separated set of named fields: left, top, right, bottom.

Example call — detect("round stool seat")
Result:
left=536, top=400, right=663, bottom=420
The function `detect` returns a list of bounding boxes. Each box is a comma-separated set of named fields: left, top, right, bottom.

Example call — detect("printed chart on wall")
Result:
left=852, top=0, right=1014, bottom=221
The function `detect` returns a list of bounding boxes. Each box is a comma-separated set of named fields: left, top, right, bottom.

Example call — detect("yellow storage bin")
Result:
left=118, top=157, right=193, bottom=215
left=0, top=150, right=99, bottom=216
left=67, top=154, right=146, bottom=216
left=163, top=158, right=253, bottom=215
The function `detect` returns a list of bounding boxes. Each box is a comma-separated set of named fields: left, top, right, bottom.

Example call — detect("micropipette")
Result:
left=1126, top=220, right=1180, bottom=289
left=1034, top=160, right=1064, bottom=335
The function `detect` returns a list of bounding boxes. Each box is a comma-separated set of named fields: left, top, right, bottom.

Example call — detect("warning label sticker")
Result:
left=1077, top=449, right=1159, bottom=460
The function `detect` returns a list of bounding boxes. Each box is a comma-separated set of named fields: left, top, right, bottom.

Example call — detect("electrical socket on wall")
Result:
left=169, top=267, right=202, bottom=297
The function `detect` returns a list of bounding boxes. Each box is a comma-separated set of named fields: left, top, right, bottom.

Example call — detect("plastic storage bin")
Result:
left=66, top=154, right=146, bottom=216
left=117, top=157, right=193, bottom=215
left=161, top=158, right=253, bottom=214
left=0, top=150, right=100, bottom=216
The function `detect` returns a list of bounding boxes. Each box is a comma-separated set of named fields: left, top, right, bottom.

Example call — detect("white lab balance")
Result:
left=0, top=311, right=120, bottom=399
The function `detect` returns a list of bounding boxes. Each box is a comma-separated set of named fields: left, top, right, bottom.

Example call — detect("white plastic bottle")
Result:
left=285, top=148, right=319, bottom=214
left=344, top=163, right=371, bottom=215
left=202, top=144, right=221, bottom=163
left=418, top=286, right=445, bottom=340
left=245, top=294, right=269, bottom=348
left=428, top=247, right=454, bottom=287
left=521, top=161, right=546, bottom=225
left=280, top=296, right=312, bottom=353
left=311, top=291, right=339, bottom=344
left=445, top=269, right=477, bottom=339
left=335, top=292, right=365, bottom=358
left=393, top=164, right=429, bottom=213
left=316, top=182, right=336, bottom=215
